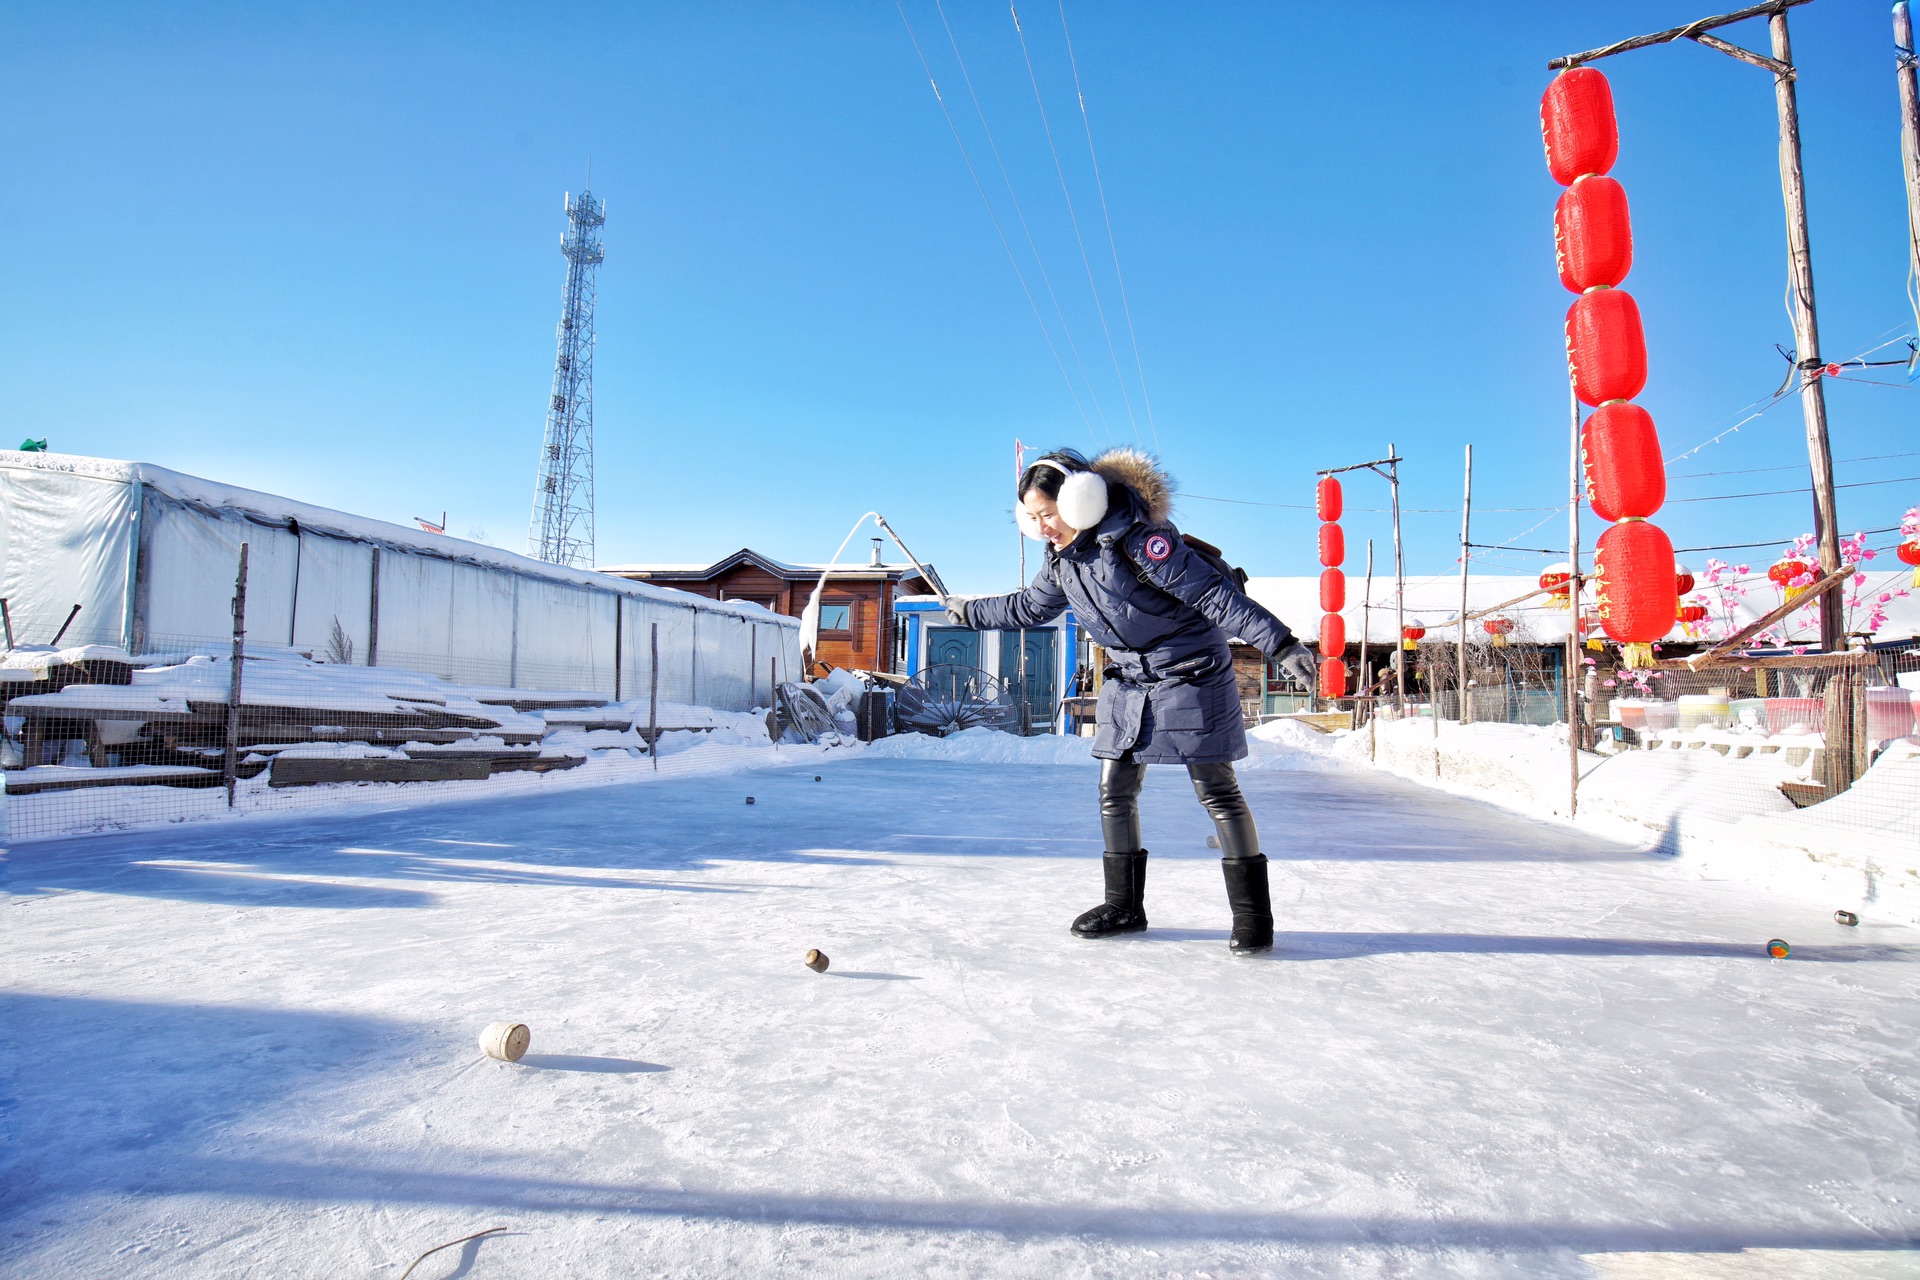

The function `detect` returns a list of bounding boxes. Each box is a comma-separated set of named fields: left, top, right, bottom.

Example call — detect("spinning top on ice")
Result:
left=1767, top=939, right=1791, bottom=959
left=815, top=775, right=822, bottom=782
left=479, top=1021, right=531, bottom=1062
left=804, top=948, right=830, bottom=973
left=746, top=796, right=756, bottom=805
left=1835, top=910, right=1859, bottom=927
left=1206, top=835, right=1220, bottom=849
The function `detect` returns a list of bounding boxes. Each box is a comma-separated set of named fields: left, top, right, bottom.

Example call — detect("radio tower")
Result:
left=529, top=186, right=605, bottom=566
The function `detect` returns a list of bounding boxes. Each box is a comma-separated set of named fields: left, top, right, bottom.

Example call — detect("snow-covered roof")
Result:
left=600, top=547, right=936, bottom=583
left=1245, top=569, right=1920, bottom=647
left=1, top=450, right=790, bottom=627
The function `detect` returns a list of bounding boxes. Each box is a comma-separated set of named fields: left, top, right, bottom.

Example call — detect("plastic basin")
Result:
left=1765, top=696, right=1823, bottom=735
left=1865, top=687, right=1916, bottom=742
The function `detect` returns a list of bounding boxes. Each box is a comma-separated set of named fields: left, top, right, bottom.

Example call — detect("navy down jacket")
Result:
left=966, top=449, right=1295, bottom=764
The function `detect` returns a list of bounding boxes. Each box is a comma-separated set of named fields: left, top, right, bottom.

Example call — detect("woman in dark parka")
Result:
left=953, top=448, right=1317, bottom=953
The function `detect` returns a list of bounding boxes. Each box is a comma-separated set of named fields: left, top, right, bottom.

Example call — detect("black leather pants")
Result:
left=1099, top=755, right=1261, bottom=860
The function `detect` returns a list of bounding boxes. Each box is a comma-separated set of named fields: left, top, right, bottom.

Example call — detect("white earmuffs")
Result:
left=1016, top=458, right=1109, bottom=540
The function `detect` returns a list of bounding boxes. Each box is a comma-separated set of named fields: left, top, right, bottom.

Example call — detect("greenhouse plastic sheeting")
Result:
left=0, top=464, right=137, bottom=649
left=0, top=452, right=798, bottom=709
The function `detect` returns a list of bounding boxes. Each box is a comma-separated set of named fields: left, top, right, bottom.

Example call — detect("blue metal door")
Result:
left=924, top=627, right=979, bottom=670
left=999, top=628, right=1058, bottom=732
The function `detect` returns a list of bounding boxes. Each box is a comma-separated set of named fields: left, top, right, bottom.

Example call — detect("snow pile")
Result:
left=1242, top=717, right=1356, bottom=772
left=860, top=726, right=1097, bottom=765
left=1342, top=717, right=1920, bottom=922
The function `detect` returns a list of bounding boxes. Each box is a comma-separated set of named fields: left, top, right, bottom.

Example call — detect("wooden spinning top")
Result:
left=804, top=949, right=830, bottom=973
left=479, top=1021, right=531, bottom=1062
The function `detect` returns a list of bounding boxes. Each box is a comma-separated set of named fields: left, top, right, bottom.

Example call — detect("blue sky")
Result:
left=2, top=2, right=1914, bottom=597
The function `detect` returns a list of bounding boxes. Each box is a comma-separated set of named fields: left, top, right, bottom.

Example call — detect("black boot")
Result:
left=1071, top=851, right=1148, bottom=938
left=1222, top=855, right=1273, bottom=954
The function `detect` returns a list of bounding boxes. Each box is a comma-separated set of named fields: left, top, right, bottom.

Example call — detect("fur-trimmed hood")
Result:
left=1090, top=447, right=1173, bottom=525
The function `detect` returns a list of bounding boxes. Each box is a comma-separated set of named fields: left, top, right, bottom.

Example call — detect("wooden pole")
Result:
left=1567, top=381, right=1583, bottom=819
left=1768, top=8, right=1845, bottom=653
left=1360, top=538, right=1374, bottom=723
left=1896, top=3, right=1920, bottom=310
left=649, top=622, right=660, bottom=771
left=614, top=596, right=624, bottom=703
left=1548, top=0, right=1812, bottom=70
left=1389, top=443, right=1406, bottom=717
left=1363, top=538, right=1376, bottom=759
left=1457, top=444, right=1472, bottom=725
left=224, top=543, right=249, bottom=807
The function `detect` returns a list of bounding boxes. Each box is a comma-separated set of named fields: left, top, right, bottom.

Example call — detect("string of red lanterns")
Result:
left=1544, top=68, right=1676, bottom=668
left=1315, top=475, right=1347, bottom=698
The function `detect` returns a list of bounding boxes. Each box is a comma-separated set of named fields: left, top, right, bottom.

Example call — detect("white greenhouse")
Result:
left=0, top=451, right=798, bottom=709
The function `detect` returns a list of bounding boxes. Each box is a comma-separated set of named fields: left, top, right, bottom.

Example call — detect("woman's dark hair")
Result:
left=1018, top=448, right=1091, bottom=501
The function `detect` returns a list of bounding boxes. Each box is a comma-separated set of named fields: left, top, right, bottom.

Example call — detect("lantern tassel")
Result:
left=1586, top=636, right=1604, bottom=651
left=1622, top=642, right=1654, bottom=669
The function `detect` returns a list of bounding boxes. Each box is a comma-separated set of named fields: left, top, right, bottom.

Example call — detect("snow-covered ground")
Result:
left=5, top=733, right=1918, bottom=1278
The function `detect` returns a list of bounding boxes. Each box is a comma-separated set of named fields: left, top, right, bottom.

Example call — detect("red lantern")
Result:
left=1677, top=603, right=1708, bottom=625
left=1768, top=557, right=1809, bottom=587
left=1579, top=612, right=1604, bottom=650
left=1594, top=519, right=1678, bottom=645
left=1566, top=287, right=1648, bottom=406
left=1319, top=611, right=1346, bottom=655
left=1318, top=657, right=1348, bottom=699
left=1673, top=563, right=1695, bottom=595
left=1318, top=522, right=1345, bottom=568
left=1316, top=476, right=1342, bottom=522
left=1541, top=68, right=1619, bottom=186
left=1539, top=562, right=1572, bottom=608
left=1481, top=616, right=1515, bottom=648
left=1320, top=568, right=1345, bottom=613
left=1897, top=539, right=1920, bottom=587
left=1554, top=176, right=1633, bottom=293
left=1401, top=620, right=1427, bottom=651
left=1582, top=401, right=1665, bottom=522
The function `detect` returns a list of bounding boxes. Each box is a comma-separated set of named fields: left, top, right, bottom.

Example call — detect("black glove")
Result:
left=943, top=598, right=972, bottom=628
left=1273, top=639, right=1317, bottom=687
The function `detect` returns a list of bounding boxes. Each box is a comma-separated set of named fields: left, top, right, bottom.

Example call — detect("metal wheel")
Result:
left=893, top=664, right=1019, bottom=737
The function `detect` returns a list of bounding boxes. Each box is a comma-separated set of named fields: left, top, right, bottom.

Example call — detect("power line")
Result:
left=895, top=1, right=1101, bottom=446
left=1666, top=474, right=1920, bottom=504
left=1669, top=449, right=1920, bottom=479
left=931, top=0, right=1118, bottom=442
left=1008, top=1, right=1141, bottom=444
left=1057, top=0, right=1159, bottom=451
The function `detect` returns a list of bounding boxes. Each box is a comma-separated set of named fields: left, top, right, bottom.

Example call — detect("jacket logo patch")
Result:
left=1144, top=533, right=1173, bottom=562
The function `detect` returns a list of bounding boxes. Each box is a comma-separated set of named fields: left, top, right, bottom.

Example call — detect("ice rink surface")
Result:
left=5, top=753, right=1919, bottom=1278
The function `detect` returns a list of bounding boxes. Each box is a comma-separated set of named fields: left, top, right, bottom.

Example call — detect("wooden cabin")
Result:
left=600, top=543, right=943, bottom=676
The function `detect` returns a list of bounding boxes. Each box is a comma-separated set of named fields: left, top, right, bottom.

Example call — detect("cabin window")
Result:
left=819, top=602, right=852, bottom=633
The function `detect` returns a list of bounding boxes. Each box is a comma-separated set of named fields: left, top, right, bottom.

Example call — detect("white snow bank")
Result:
left=1337, top=718, right=1920, bottom=923
left=860, top=727, right=1098, bottom=765
left=1241, top=717, right=1352, bottom=772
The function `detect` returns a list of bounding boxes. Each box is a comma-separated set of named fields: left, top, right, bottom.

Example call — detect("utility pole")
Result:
left=1320, top=455, right=1402, bottom=714
left=1567, top=382, right=1583, bottom=818
left=1457, top=445, right=1472, bottom=726
left=1550, top=0, right=1842, bottom=651
left=1896, top=3, right=1920, bottom=301
left=1389, top=444, right=1405, bottom=716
